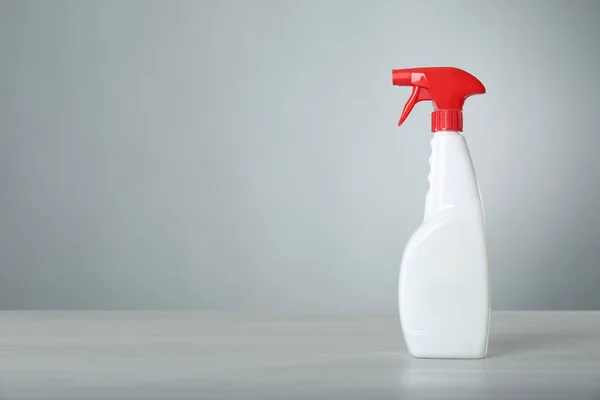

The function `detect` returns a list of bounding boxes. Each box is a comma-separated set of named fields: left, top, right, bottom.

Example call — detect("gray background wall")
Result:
left=0, top=0, right=598, bottom=311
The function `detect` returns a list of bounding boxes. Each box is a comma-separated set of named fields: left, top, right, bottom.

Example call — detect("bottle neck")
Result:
left=424, top=133, right=481, bottom=220
left=433, top=130, right=461, bottom=136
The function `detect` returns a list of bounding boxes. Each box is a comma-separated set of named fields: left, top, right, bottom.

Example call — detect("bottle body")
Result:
left=399, top=132, right=490, bottom=359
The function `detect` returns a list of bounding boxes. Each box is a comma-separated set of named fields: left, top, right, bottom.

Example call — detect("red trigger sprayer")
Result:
left=392, top=67, right=486, bottom=131
left=393, top=67, right=491, bottom=359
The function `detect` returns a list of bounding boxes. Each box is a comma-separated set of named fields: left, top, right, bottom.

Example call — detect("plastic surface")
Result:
left=392, top=67, right=485, bottom=132
left=399, top=132, right=490, bottom=359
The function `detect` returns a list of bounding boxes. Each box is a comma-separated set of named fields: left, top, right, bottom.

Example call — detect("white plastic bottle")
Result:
left=392, top=67, right=491, bottom=359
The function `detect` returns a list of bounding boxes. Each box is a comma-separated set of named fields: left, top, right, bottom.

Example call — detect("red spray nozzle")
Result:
left=392, top=67, right=486, bottom=132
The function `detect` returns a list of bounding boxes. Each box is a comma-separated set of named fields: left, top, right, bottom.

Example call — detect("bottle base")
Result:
left=407, top=347, right=488, bottom=360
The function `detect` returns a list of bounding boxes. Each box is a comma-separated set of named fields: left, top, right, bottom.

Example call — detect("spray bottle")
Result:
left=393, top=67, right=490, bottom=359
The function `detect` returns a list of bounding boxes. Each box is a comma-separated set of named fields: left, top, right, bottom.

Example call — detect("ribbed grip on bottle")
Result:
left=431, top=110, right=463, bottom=132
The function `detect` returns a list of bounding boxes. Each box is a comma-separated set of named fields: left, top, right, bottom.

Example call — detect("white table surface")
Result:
left=0, top=311, right=598, bottom=399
